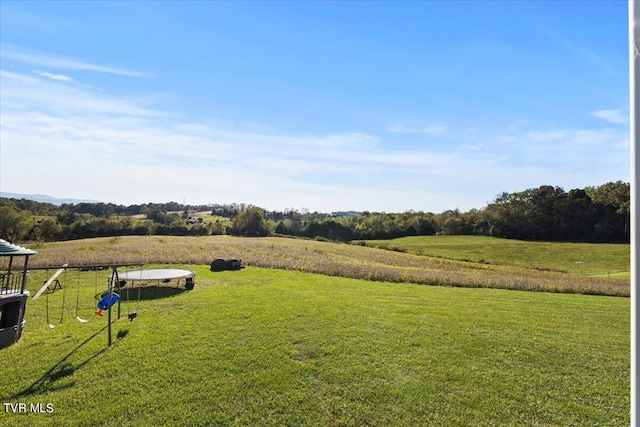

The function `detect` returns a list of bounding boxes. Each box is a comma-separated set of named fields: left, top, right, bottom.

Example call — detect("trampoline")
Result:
left=118, top=269, right=195, bottom=282
left=116, top=269, right=195, bottom=290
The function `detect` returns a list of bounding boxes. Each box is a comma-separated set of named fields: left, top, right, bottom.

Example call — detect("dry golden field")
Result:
left=9, top=235, right=629, bottom=297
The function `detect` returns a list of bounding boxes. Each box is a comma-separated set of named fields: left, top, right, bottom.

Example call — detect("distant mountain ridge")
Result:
left=0, top=192, right=99, bottom=205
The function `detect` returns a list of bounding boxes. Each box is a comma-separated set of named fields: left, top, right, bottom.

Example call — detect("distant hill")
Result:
left=0, top=192, right=99, bottom=205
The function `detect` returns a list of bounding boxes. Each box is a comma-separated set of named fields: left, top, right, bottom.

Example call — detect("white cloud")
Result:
left=0, top=68, right=629, bottom=213
left=527, top=128, right=620, bottom=147
left=0, top=72, right=488, bottom=211
left=526, top=130, right=567, bottom=143
left=572, top=129, right=617, bottom=145
left=521, top=127, right=627, bottom=184
left=462, top=143, right=488, bottom=151
left=590, top=109, right=628, bottom=124
left=526, top=128, right=619, bottom=147
left=34, top=71, right=73, bottom=82
left=387, top=124, right=447, bottom=135
left=0, top=69, right=40, bottom=84
left=1, top=45, right=151, bottom=78
left=1, top=70, right=164, bottom=117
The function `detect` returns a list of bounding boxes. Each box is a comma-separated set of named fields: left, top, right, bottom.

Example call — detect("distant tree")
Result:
left=274, top=221, right=289, bottom=235
left=5, top=198, right=59, bottom=216
left=56, top=211, right=77, bottom=226
left=143, top=207, right=183, bottom=226
left=37, top=218, right=62, bottom=242
left=304, top=220, right=353, bottom=242
left=209, top=220, right=227, bottom=235
left=409, top=214, right=437, bottom=236
left=586, top=181, right=630, bottom=239
left=230, top=207, right=270, bottom=237
left=0, top=201, right=34, bottom=243
left=71, top=202, right=117, bottom=217
left=585, top=181, right=630, bottom=209
left=211, top=204, right=241, bottom=218
left=143, top=207, right=164, bottom=223
left=526, top=185, right=566, bottom=240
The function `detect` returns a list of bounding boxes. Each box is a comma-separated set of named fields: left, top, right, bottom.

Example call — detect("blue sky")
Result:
left=0, top=1, right=630, bottom=213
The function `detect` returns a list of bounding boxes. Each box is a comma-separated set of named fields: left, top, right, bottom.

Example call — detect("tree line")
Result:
left=0, top=181, right=630, bottom=244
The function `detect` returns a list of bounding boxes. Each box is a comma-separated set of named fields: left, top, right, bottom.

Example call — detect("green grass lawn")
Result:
left=1, top=266, right=629, bottom=426
left=363, top=235, right=630, bottom=277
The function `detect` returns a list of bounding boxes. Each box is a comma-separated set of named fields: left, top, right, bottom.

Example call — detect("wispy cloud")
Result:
left=1, top=45, right=151, bottom=78
left=34, top=70, right=73, bottom=82
left=526, top=128, right=619, bottom=146
left=526, top=130, right=567, bottom=143
left=462, top=143, right=489, bottom=151
left=590, top=109, right=628, bottom=124
left=0, top=67, right=629, bottom=212
left=0, top=69, right=39, bottom=84
left=0, top=69, right=493, bottom=210
left=387, top=124, right=447, bottom=135
left=522, top=127, right=627, bottom=180
left=2, top=69, right=163, bottom=118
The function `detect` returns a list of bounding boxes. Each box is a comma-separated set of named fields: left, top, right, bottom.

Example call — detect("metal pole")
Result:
left=629, top=1, right=639, bottom=423
left=7, top=256, right=13, bottom=289
left=20, top=255, right=29, bottom=293
left=115, top=267, right=121, bottom=320
left=108, top=266, right=116, bottom=347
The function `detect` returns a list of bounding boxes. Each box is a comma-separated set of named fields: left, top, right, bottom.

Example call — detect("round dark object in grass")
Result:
left=226, top=259, right=241, bottom=270
left=210, top=258, right=227, bottom=272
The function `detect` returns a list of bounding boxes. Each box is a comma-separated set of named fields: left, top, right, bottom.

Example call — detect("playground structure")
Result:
left=0, top=239, right=36, bottom=349
left=31, top=263, right=143, bottom=347
left=0, top=237, right=198, bottom=349
left=30, top=265, right=195, bottom=347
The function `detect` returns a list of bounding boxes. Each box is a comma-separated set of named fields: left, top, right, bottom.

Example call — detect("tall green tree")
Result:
left=586, top=181, right=630, bottom=239
left=0, top=201, right=34, bottom=243
left=37, top=218, right=62, bottom=242
left=230, top=207, right=271, bottom=237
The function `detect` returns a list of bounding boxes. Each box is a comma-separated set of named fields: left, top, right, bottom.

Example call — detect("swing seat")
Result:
left=76, top=316, right=91, bottom=323
left=45, top=279, right=62, bottom=292
left=97, top=293, right=120, bottom=310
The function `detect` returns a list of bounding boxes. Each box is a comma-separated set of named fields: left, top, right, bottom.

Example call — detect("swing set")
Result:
left=31, top=263, right=144, bottom=346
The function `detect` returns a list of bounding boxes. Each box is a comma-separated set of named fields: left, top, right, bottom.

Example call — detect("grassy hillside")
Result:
left=1, top=266, right=630, bottom=426
left=19, top=235, right=630, bottom=296
left=362, top=235, right=630, bottom=278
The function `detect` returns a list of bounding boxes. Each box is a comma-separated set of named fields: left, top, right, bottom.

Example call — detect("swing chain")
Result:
left=45, top=268, right=66, bottom=328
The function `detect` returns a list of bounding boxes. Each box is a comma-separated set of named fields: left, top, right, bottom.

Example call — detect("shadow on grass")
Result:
left=7, top=325, right=109, bottom=399
left=99, top=285, right=189, bottom=302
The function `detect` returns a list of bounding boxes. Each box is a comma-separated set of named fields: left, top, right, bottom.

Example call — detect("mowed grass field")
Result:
left=362, top=235, right=630, bottom=278
left=1, top=264, right=630, bottom=426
